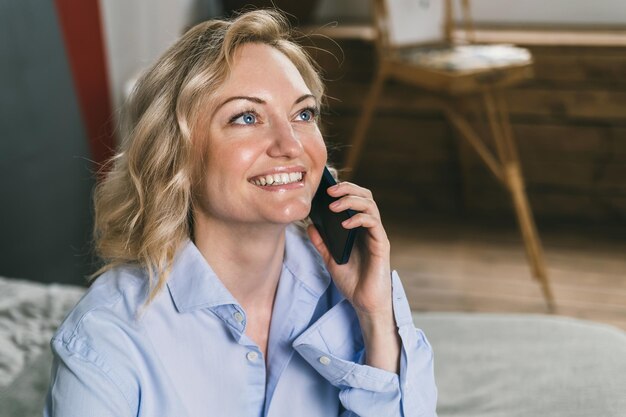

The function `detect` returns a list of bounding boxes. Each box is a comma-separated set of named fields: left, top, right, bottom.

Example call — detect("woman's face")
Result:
left=194, top=42, right=327, bottom=229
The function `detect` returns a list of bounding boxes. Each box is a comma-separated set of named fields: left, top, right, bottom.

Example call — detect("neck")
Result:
left=192, top=217, right=287, bottom=309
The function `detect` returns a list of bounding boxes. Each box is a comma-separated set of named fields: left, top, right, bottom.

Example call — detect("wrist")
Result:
left=356, top=308, right=401, bottom=374
left=356, top=308, right=397, bottom=337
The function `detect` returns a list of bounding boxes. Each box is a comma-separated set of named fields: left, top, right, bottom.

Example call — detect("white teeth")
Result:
left=251, top=172, right=304, bottom=186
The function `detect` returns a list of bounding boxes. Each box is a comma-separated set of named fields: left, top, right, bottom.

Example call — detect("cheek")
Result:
left=306, top=130, right=328, bottom=165
left=303, top=134, right=327, bottom=195
left=205, top=143, right=258, bottom=182
left=228, top=146, right=258, bottom=168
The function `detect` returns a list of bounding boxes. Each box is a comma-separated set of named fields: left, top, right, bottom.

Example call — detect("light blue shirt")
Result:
left=44, top=225, right=437, bottom=416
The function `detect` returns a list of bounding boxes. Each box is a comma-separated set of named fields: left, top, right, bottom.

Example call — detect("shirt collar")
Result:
left=166, top=224, right=331, bottom=314
left=166, top=239, right=237, bottom=313
left=283, top=224, right=332, bottom=298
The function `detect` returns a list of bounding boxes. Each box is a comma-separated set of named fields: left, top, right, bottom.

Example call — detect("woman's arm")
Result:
left=306, top=181, right=402, bottom=374
left=305, top=181, right=437, bottom=416
left=44, top=338, right=135, bottom=417
left=292, top=272, right=438, bottom=417
left=357, top=303, right=401, bottom=373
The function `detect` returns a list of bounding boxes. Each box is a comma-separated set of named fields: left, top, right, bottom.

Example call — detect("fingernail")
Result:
left=329, top=201, right=340, bottom=209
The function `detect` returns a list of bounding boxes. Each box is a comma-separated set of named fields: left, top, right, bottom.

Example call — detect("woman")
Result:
left=44, top=9, right=437, bottom=417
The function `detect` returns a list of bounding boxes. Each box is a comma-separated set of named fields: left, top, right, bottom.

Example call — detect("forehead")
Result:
left=216, top=42, right=311, bottom=99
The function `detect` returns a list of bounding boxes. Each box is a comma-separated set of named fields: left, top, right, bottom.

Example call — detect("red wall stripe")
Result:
left=53, top=0, right=115, bottom=169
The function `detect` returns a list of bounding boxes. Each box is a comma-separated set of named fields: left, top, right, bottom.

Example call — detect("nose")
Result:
left=267, top=120, right=304, bottom=159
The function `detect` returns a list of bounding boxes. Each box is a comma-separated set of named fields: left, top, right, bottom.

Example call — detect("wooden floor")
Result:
left=384, top=214, right=626, bottom=331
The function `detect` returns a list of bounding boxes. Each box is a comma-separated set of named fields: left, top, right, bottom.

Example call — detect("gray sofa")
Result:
left=1, top=277, right=625, bottom=417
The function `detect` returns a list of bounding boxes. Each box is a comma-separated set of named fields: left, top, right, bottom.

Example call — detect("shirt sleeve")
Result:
left=292, top=270, right=438, bottom=417
left=44, top=336, right=135, bottom=417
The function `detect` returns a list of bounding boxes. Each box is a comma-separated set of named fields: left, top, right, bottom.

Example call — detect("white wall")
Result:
left=99, top=0, right=219, bottom=114
left=465, top=0, right=626, bottom=26
left=315, top=0, right=626, bottom=26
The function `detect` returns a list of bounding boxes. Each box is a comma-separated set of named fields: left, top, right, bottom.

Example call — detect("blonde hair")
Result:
left=92, top=9, right=325, bottom=304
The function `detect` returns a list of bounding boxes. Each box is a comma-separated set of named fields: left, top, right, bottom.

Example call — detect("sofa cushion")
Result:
left=415, top=312, right=626, bottom=417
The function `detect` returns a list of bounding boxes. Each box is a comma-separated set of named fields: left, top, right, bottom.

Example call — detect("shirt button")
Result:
left=319, top=356, right=331, bottom=366
left=233, top=312, right=244, bottom=323
left=247, top=351, right=259, bottom=362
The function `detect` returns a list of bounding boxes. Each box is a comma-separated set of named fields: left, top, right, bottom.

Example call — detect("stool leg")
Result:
left=483, top=90, right=556, bottom=312
left=447, top=97, right=493, bottom=213
left=344, top=70, right=386, bottom=180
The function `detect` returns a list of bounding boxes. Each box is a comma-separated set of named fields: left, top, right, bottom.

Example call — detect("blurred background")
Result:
left=1, top=0, right=625, bottom=328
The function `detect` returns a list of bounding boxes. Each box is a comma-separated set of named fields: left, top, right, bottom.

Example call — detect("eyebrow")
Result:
left=214, top=94, right=317, bottom=114
left=294, top=94, right=317, bottom=105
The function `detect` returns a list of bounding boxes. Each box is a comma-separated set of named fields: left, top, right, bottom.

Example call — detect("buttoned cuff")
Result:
left=293, top=340, right=400, bottom=392
left=292, top=272, right=412, bottom=393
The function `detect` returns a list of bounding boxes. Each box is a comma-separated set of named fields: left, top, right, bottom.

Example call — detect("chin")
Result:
left=268, top=201, right=312, bottom=225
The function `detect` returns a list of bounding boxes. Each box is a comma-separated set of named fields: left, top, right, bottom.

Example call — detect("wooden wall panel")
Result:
left=310, top=37, right=626, bottom=223
left=506, top=89, right=626, bottom=120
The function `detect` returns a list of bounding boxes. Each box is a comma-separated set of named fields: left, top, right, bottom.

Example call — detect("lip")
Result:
left=250, top=179, right=305, bottom=192
left=247, top=165, right=307, bottom=181
left=247, top=165, right=307, bottom=192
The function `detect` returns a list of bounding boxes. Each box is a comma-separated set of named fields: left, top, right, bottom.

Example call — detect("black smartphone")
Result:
left=309, top=167, right=360, bottom=265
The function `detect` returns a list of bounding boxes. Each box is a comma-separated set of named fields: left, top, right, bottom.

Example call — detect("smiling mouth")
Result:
left=248, top=172, right=305, bottom=187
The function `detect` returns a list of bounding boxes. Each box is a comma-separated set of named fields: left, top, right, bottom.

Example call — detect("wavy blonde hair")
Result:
left=93, top=9, right=325, bottom=304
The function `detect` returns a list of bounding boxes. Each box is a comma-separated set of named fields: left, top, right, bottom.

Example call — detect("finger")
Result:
left=341, top=212, right=379, bottom=229
left=327, top=182, right=373, bottom=199
left=342, top=213, right=389, bottom=247
left=329, top=195, right=380, bottom=217
left=306, top=224, right=336, bottom=267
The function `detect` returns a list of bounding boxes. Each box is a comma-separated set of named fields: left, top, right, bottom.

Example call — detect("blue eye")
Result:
left=232, top=112, right=257, bottom=125
left=298, top=108, right=316, bottom=122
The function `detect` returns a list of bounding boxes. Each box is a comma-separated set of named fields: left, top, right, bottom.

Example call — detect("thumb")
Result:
left=306, top=224, right=333, bottom=266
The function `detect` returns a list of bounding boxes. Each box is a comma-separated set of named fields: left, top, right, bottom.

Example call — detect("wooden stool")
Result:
left=344, top=0, right=556, bottom=311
